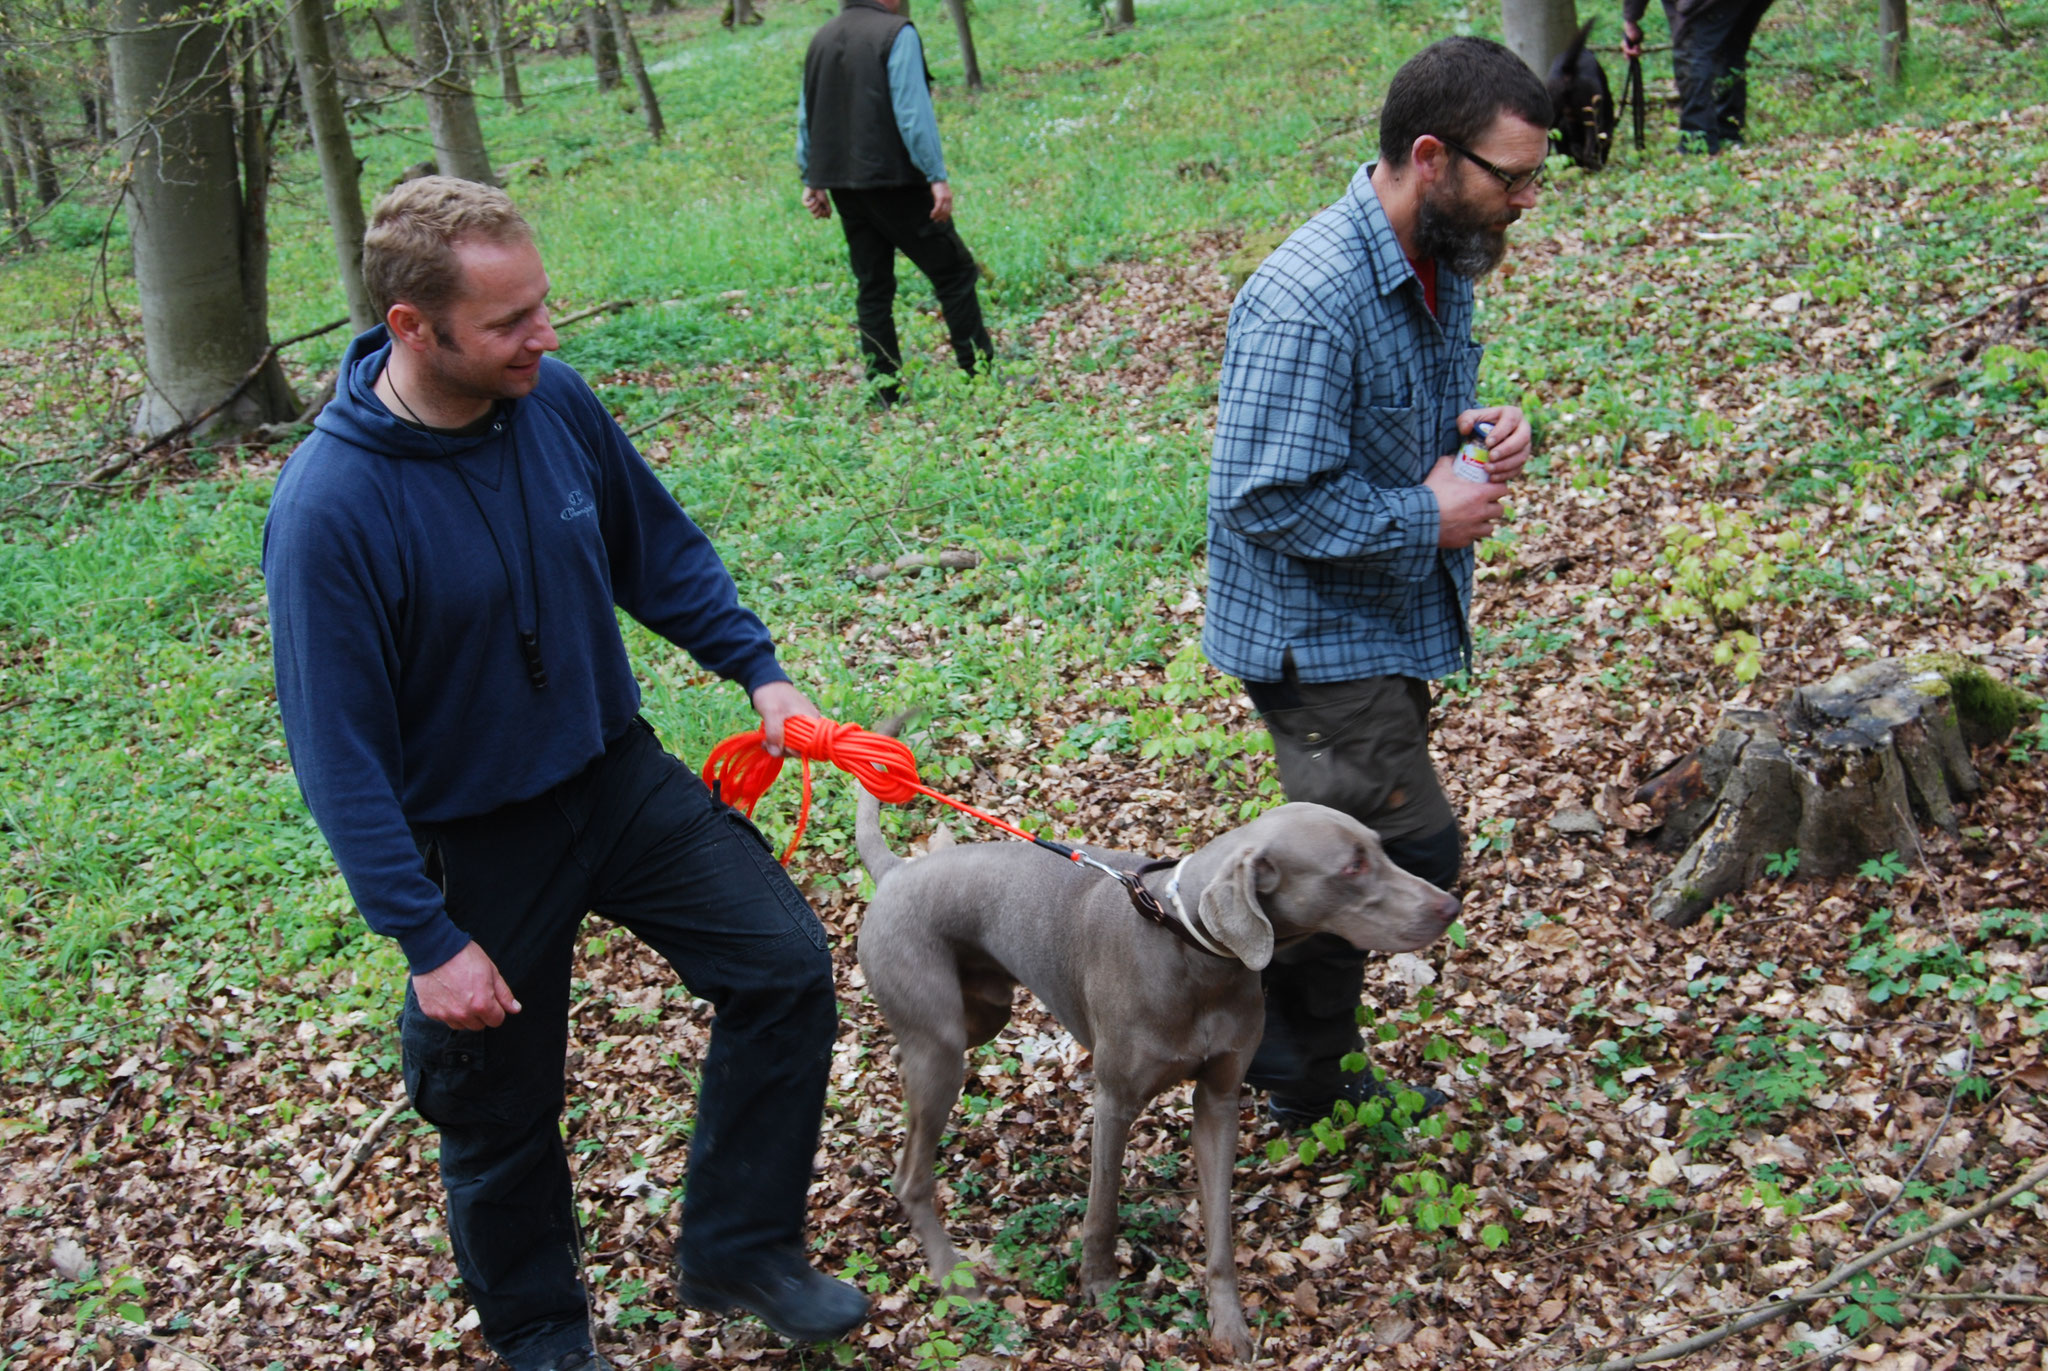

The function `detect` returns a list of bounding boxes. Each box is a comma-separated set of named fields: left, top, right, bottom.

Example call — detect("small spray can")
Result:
left=1453, top=421, right=1495, bottom=483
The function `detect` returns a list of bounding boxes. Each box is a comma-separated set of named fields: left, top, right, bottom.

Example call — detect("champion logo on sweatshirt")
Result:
left=560, top=489, right=596, bottom=521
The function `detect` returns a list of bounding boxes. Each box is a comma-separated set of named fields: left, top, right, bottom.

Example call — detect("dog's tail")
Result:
left=1561, top=15, right=1596, bottom=66
left=854, top=711, right=918, bottom=885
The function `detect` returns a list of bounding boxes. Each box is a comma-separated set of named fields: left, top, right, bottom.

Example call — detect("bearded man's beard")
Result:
left=1415, top=183, right=1511, bottom=279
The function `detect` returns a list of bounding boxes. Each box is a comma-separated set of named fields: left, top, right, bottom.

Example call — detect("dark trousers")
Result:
left=831, top=184, right=993, bottom=391
left=1241, top=671, right=1463, bottom=1101
left=400, top=718, right=836, bottom=1370
left=1667, top=0, right=1776, bottom=152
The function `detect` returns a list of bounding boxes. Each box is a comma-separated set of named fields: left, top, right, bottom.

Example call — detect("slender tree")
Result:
left=1107, top=0, right=1133, bottom=32
left=586, top=4, right=621, bottom=90
left=1879, top=0, right=1909, bottom=80
left=1500, top=0, right=1581, bottom=82
left=480, top=0, right=523, bottom=111
left=0, top=57, right=59, bottom=205
left=404, top=0, right=496, bottom=183
left=283, top=0, right=375, bottom=334
left=943, top=0, right=982, bottom=92
left=109, top=0, right=296, bottom=437
left=0, top=118, right=27, bottom=246
left=602, top=0, right=662, bottom=139
left=728, top=0, right=759, bottom=26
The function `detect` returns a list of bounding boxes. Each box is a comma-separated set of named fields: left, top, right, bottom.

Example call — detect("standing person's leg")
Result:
left=1712, top=0, right=1776, bottom=147
left=830, top=189, right=904, bottom=401
left=1242, top=672, right=1460, bottom=1123
left=567, top=720, right=862, bottom=1341
left=403, top=797, right=595, bottom=1370
left=1665, top=0, right=1719, bottom=150
left=867, top=183, right=993, bottom=376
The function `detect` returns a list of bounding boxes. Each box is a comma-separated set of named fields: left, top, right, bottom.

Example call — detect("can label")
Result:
left=1453, top=420, right=1495, bottom=482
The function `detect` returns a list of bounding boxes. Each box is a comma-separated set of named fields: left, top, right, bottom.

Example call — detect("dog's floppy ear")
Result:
left=1199, top=846, right=1276, bottom=970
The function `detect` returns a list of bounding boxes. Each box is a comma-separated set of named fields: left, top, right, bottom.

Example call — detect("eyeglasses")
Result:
left=1439, top=138, right=1545, bottom=195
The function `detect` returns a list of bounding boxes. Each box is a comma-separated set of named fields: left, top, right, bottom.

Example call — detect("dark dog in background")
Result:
left=1548, top=19, right=1616, bottom=170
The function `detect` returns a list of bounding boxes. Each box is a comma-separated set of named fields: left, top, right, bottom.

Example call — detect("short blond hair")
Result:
left=363, top=176, right=533, bottom=322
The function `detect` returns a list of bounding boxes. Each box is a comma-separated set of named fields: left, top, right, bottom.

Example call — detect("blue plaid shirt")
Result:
left=1204, top=163, right=1483, bottom=686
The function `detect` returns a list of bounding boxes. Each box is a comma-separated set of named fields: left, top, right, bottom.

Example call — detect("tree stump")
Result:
left=1634, top=656, right=2036, bottom=926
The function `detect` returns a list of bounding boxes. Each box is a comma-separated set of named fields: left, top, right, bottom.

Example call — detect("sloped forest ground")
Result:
left=6, top=3, right=2048, bottom=1369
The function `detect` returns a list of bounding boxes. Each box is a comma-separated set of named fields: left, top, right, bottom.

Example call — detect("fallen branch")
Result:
left=1928, top=282, right=2044, bottom=339
left=1862, top=1038, right=1970, bottom=1239
left=318, top=1088, right=412, bottom=1208
left=74, top=317, right=350, bottom=488
left=97, top=1315, right=224, bottom=1371
left=1560, top=1155, right=2048, bottom=1370
left=553, top=298, right=634, bottom=329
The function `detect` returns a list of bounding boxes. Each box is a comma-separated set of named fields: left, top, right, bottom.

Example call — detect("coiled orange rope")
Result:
left=700, top=715, right=1039, bottom=864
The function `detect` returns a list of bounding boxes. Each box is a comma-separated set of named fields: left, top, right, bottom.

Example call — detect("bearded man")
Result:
left=1203, top=38, right=1551, bottom=1128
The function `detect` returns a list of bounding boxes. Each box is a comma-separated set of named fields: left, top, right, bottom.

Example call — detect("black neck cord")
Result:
left=389, top=372, right=549, bottom=691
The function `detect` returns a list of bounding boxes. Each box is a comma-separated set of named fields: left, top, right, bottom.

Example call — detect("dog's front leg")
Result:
left=1078, top=1082, right=1142, bottom=1304
left=1190, top=1069, right=1253, bottom=1359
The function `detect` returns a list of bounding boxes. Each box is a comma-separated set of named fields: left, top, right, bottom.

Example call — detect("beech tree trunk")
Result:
left=586, top=5, right=621, bottom=90
left=603, top=0, right=663, bottom=140
left=109, top=0, right=296, bottom=438
left=728, top=0, right=760, bottom=26
left=322, top=0, right=364, bottom=101
left=944, top=0, right=983, bottom=92
left=480, top=0, right=523, bottom=111
left=1108, top=0, right=1134, bottom=31
left=1634, top=657, right=2033, bottom=926
left=1, top=61, right=60, bottom=205
left=0, top=118, right=25, bottom=244
left=1501, top=0, right=1581, bottom=81
left=405, top=0, right=496, bottom=183
left=283, top=0, right=375, bottom=335
left=1879, top=0, right=1909, bottom=81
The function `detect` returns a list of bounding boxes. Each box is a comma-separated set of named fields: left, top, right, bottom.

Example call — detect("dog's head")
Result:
left=1195, top=803, right=1461, bottom=969
left=1546, top=19, right=1615, bottom=172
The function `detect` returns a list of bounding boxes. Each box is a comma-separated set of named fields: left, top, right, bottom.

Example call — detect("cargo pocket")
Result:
left=401, top=1008, right=505, bottom=1129
left=1262, top=687, right=1404, bottom=820
left=720, top=807, right=829, bottom=952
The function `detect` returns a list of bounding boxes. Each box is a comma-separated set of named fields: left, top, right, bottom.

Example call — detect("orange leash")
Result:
left=700, top=715, right=1042, bottom=864
left=704, top=714, right=1204, bottom=950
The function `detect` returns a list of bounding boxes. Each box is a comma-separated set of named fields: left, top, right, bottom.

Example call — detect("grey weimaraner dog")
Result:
left=855, top=784, right=1460, bottom=1359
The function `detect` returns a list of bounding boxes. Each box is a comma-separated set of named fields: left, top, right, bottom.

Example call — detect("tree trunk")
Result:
left=480, top=0, right=523, bottom=111
left=405, top=0, right=496, bottom=183
left=1, top=61, right=60, bottom=205
left=602, top=0, right=663, bottom=139
left=1108, top=0, right=1134, bottom=31
left=1500, top=0, right=1582, bottom=83
left=322, top=0, right=364, bottom=101
left=283, top=0, right=376, bottom=335
left=728, top=0, right=760, bottom=26
left=1879, top=0, right=1908, bottom=81
left=586, top=5, right=621, bottom=90
left=0, top=117, right=26, bottom=245
left=109, top=0, right=296, bottom=438
left=944, top=0, right=982, bottom=92
left=1634, top=656, right=2034, bottom=926
left=650, top=0, right=675, bottom=14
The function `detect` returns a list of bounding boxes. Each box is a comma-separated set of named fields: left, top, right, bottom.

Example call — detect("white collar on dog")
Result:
left=1164, top=864, right=1235, bottom=961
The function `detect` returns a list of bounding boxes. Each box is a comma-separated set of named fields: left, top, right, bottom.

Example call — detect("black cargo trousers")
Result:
left=830, top=183, right=993, bottom=394
left=1242, top=673, right=1463, bottom=1105
left=400, top=718, right=837, bottom=1370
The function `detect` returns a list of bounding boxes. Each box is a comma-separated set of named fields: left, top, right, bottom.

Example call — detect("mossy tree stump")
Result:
left=1634, top=656, right=2036, bottom=927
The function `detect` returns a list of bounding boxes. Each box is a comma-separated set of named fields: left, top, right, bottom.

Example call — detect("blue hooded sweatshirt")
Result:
left=263, top=327, right=788, bottom=975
